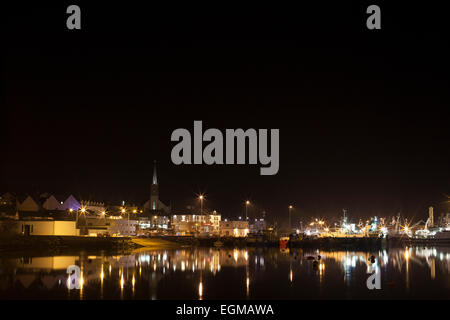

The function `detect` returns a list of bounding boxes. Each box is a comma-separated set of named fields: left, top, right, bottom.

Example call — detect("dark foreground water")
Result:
left=1, top=246, right=449, bottom=299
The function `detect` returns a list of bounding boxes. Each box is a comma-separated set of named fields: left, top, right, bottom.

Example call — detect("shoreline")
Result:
left=1, top=235, right=448, bottom=257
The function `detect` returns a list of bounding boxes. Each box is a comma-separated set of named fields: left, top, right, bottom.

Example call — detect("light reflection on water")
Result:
left=1, top=246, right=450, bottom=299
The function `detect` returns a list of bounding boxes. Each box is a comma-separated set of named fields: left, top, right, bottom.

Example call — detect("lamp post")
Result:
left=199, top=195, right=204, bottom=216
left=288, top=205, right=293, bottom=234
left=245, top=200, right=250, bottom=220
left=198, top=195, right=204, bottom=234
left=122, top=208, right=129, bottom=236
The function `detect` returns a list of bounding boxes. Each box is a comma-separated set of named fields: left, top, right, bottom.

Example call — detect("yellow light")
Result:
left=121, top=209, right=126, bottom=213
left=133, top=209, right=137, bottom=213
left=289, top=205, right=293, bottom=209
left=80, top=208, right=86, bottom=213
left=80, top=273, right=84, bottom=288
left=101, top=211, right=106, bottom=215
left=69, top=208, right=73, bottom=212
left=198, top=281, right=203, bottom=299
left=199, top=195, right=204, bottom=200
left=246, top=200, right=250, bottom=205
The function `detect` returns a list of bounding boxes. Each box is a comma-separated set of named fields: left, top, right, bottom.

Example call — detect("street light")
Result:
left=199, top=195, right=204, bottom=216
left=288, top=205, right=293, bottom=234
left=245, top=200, right=250, bottom=220
left=121, top=208, right=130, bottom=236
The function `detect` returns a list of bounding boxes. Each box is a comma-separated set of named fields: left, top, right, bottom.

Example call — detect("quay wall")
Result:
left=0, top=235, right=137, bottom=256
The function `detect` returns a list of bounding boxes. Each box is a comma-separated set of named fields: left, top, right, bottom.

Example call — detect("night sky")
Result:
left=3, top=2, right=449, bottom=224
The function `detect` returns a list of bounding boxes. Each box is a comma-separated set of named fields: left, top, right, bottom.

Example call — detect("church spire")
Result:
left=152, top=160, right=157, bottom=185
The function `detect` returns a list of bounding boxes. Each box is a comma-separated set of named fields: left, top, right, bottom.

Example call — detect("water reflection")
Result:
left=1, top=246, right=450, bottom=299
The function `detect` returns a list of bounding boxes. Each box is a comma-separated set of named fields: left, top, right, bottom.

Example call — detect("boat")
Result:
left=433, top=230, right=450, bottom=240
left=279, top=236, right=290, bottom=249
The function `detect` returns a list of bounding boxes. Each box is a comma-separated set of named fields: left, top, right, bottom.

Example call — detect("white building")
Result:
left=172, top=213, right=221, bottom=235
left=107, top=217, right=138, bottom=236
left=18, top=220, right=79, bottom=236
left=220, top=220, right=249, bottom=237
left=81, top=200, right=106, bottom=214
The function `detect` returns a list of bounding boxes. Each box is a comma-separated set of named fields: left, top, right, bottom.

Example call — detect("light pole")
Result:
left=101, top=210, right=106, bottom=226
left=199, top=195, right=204, bottom=216
left=288, top=205, right=293, bottom=234
left=121, top=208, right=129, bottom=236
left=198, top=195, right=205, bottom=234
left=245, top=200, right=250, bottom=220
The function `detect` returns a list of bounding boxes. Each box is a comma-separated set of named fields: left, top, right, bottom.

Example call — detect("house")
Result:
left=80, top=200, right=106, bottom=214
left=171, top=212, right=221, bottom=235
left=171, top=214, right=204, bottom=235
left=17, top=220, right=79, bottom=236
left=42, top=195, right=61, bottom=211
left=59, top=194, right=81, bottom=211
left=220, top=220, right=249, bottom=237
left=0, top=192, right=16, bottom=206
left=17, top=195, right=40, bottom=212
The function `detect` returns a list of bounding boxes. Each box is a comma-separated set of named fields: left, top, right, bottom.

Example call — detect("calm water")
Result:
left=1, top=246, right=450, bottom=299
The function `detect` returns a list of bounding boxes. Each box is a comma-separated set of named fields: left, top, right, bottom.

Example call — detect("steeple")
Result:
left=152, top=160, right=157, bottom=185
left=150, top=160, right=159, bottom=211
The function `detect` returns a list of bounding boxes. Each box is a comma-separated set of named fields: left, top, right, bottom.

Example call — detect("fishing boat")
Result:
left=433, top=230, right=450, bottom=240
left=279, top=236, right=290, bottom=249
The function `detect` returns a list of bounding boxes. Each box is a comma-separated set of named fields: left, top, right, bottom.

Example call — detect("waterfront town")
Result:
left=1, top=163, right=449, bottom=242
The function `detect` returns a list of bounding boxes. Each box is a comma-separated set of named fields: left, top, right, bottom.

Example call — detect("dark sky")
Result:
left=3, top=2, right=449, bottom=224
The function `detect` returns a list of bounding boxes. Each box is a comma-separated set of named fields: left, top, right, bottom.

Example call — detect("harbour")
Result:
left=1, top=245, right=449, bottom=299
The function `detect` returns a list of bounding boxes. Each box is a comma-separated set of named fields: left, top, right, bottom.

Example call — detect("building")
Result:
left=17, top=220, right=79, bottom=236
left=0, top=192, right=16, bottom=206
left=81, top=200, right=106, bottom=214
left=17, top=195, right=40, bottom=212
left=143, top=161, right=171, bottom=214
left=42, top=195, right=61, bottom=211
left=59, top=194, right=81, bottom=211
left=172, top=214, right=205, bottom=235
left=77, top=215, right=138, bottom=236
left=209, top=211, right=221, bottom=234
left=140, top=161, right=171, bottom=231
left=172, top=212, right=221, bottom=235
left=108, top=218, right=138, bottom=236
left=220, top=220, right=249, bottom=237
left=250, top=218, right=267, bottom=234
